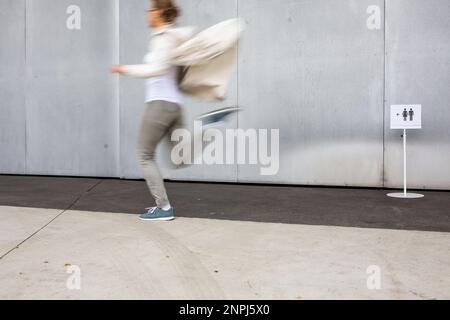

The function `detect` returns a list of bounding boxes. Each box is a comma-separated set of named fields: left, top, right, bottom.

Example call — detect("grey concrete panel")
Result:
left=384, top=0, right=450, bottom=190
left=0, top=0, right=26, bottom=174
left=118, top=0, right=149, bottom=179
left=119, top=0, right=239, bottom=182
left=237, top=0, right=385, bottom=187
left=25, top=0, right=119, bottom=176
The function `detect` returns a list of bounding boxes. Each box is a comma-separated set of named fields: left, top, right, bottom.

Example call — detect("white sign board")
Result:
left=390, top=105, right=422, bottom=129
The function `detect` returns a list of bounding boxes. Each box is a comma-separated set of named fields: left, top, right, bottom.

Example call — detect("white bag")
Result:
left=171, top=18, right=244, bottom=101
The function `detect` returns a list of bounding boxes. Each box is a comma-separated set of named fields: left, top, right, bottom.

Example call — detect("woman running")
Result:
left=110, top=0, right=186, bottom=221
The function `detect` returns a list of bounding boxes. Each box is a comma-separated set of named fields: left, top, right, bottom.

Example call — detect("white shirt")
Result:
left=143, top=51, right=183, bottom=104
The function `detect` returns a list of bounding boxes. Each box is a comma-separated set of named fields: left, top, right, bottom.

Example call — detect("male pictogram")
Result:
left=409, top=108, right=414, bottom=121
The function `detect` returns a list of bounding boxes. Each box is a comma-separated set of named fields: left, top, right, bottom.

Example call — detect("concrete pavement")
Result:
left=0, top=205, right=449, bottom=300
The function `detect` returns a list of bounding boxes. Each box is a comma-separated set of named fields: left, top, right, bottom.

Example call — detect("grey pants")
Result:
left=137, top=100, right=184, bottom=208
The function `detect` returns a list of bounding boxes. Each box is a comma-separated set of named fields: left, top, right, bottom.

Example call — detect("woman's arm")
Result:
left=112, top=34, right=176, bottom=78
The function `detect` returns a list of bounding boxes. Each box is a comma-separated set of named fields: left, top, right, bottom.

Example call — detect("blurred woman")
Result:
left=111, top=0, right=186, bottom=221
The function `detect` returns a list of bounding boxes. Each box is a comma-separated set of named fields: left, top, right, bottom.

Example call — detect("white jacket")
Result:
left=122, top=19, right=244, bottom=101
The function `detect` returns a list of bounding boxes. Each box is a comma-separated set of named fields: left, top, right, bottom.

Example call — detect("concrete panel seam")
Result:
left=115, top=0, right=121, bottom=178
left=237, top=0, right=240, bottom=184
left=24, top=0, right=28, bottom=175
left=383, top=0, right=387, bottom=187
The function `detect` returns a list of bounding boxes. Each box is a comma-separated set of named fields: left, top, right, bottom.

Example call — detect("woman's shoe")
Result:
left=139, top=207, right=175, bottom=221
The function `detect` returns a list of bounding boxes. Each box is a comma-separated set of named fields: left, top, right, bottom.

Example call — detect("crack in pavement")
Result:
left=0, top=179, right=104, bottom=261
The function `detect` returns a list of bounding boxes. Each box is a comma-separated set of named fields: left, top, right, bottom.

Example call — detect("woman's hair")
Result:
left=152, top=0, right=180, bottom=24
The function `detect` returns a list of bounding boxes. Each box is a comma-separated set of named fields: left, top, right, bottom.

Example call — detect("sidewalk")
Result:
left=0, top=175, right=449, bottom=299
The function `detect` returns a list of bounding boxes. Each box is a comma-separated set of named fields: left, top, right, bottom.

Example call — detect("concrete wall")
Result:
left=238, top=0, right=384, bottom=187
left=24, top=0, right=119, bottom=177
left=0, top=0, right=26, bottom=174
left=384, top=0, right=450, bottom=190
left=1, top=0, right=449, bottom=190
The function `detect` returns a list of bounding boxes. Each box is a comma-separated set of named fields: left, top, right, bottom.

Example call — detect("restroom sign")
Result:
left=390, top=105, right=422, bottom=129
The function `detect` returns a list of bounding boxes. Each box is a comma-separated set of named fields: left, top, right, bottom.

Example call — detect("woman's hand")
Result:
left=110, top=64, right=125, bottom=74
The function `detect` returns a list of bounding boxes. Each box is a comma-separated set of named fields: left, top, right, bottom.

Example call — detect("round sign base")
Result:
left=387, top=193, right=424, bottom=199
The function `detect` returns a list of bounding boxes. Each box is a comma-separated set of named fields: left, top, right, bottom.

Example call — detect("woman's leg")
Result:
left=167, top=110, right=210, bottom=167
left=137, top=100, right=182, bottom=208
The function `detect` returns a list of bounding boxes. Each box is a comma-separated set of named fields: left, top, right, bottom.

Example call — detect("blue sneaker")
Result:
left=139, top=207, right=175, bottom=221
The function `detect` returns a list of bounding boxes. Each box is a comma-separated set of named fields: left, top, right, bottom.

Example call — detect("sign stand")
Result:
left=387, top=128, right=424, bottom=199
